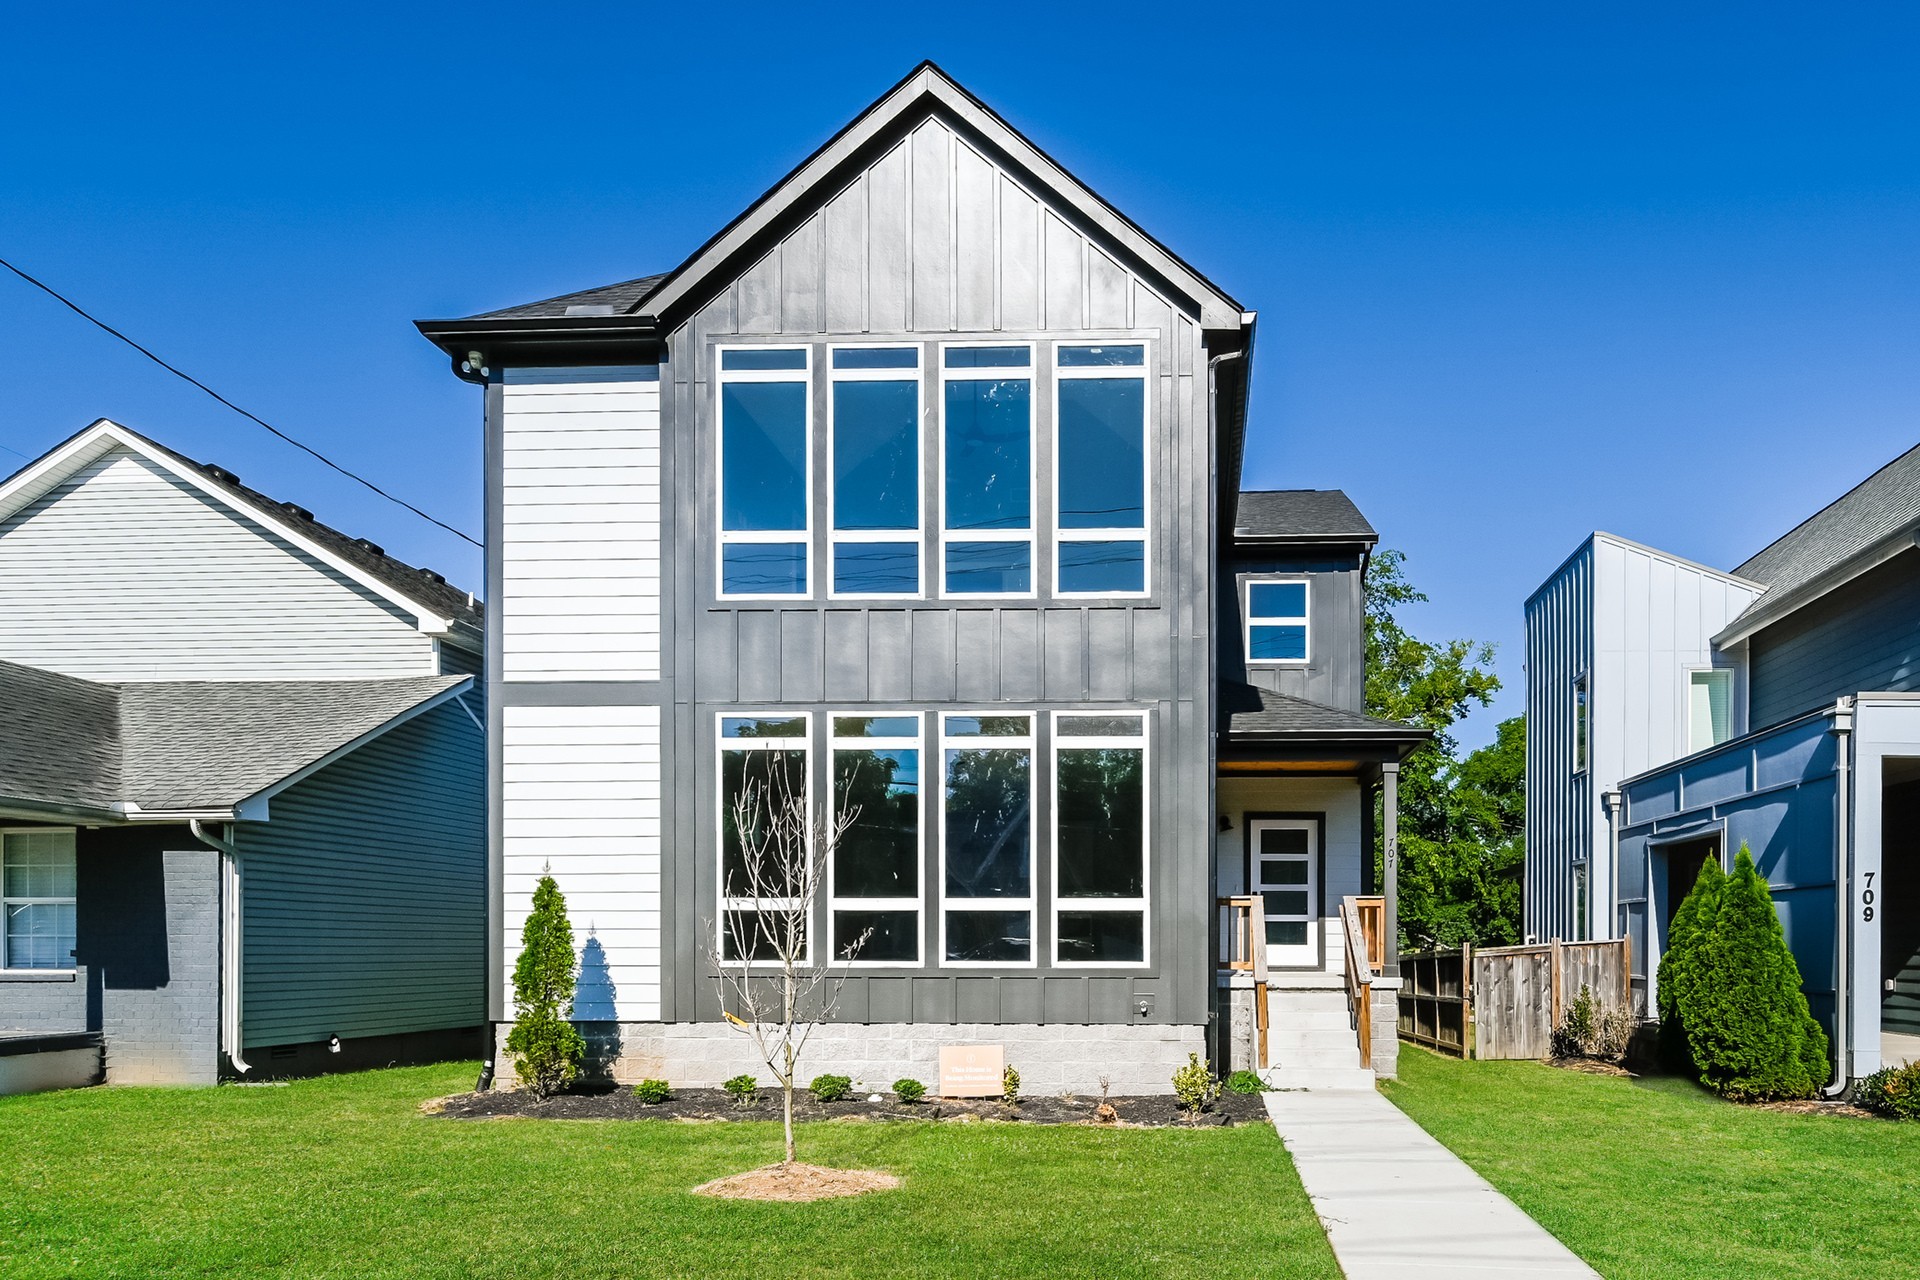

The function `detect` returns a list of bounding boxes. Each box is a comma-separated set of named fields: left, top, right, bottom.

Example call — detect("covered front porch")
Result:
left=1213, top=684, right=1427, bottom=1086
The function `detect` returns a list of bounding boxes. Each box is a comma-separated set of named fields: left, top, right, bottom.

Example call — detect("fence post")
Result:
left=1550, top=937, right=1564, bottom=1032
left=1462, top=941, right=1473, bottom=1059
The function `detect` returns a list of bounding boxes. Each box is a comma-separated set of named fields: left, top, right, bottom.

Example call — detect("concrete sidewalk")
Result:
left=1264, top=1089, right=1599, bottom=1279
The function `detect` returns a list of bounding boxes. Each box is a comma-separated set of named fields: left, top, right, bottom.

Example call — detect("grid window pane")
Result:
left=1058, top=344, right=1145, bottom=367
left=721, top=910, right=794, bottom=961
left=721, top=543, right=806, bottom=595
left=1248, top=625, right=1306, bottom=661
left=5, top=902, right=75, bottom=970
left=833, top=543, right=918, bottom=595
left=1057, top=378, right=1145, bottom=529
left=1057, top=911, right=1144, bottom=963
left=1058, top=540, right=1144, bottom=594
left=1248, top=581, right=1307, bottom=619
left=834, top=748, right=919, bottom=898
left=944, top=747, right=1030, bottom=898
left=721, top=348, right=806, bottom=371
left=945, top=910, right=1030, bottom=962
left=833, top=347, right=918, bottom=370
left=720, top=382, right=807, bottom=532
left=721, top=748, right=807, bottom=899
left=943, top=379, right=1031, bottom=531
left=833, top=716, right=920, bottom=739
left=834, top=910, right=917, bottom=962
left=945, top=346, right=1030, bottom=369
left=832, top=380, right=918, bottom=531
left=1056, top=747, right=1144, bottom=898
left=945, top=542, right=1030, bottom=594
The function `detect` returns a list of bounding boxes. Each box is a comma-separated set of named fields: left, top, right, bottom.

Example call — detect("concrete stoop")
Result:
left=1261, top=982, right=1377, bottom=1092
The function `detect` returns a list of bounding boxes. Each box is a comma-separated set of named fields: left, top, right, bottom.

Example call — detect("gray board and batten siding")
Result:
left=481, top=105, right=1244, bottom=1032
left=1748, top=550, right=1920, bottom=732
left=1225, top=552, right=1366, bottom=713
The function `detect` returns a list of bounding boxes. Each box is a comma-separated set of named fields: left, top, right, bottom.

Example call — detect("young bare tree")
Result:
left=707, top=752, right=871, bottom=1165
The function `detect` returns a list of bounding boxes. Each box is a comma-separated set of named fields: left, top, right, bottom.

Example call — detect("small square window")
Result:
left=1245, top=579, right=1310, bottom=664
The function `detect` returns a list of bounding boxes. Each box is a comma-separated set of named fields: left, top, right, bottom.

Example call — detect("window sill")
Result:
left=0, top=969, right=78, bottom=983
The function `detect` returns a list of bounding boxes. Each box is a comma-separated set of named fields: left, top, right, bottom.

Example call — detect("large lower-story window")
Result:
left=3, top=829, right=77, bottom=970
left=941, top=712, right=1033, bottom=963
left=718, top=347, right=811, bottom=597
left=1052, top=713, right=1147, bottom=964
left=717, top=715, right=810, bottom=962
left=830, top=714, right=923, bottom=964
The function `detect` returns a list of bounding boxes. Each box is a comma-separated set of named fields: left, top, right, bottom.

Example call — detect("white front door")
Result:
left=1252, top=819, right=1318, bottom=968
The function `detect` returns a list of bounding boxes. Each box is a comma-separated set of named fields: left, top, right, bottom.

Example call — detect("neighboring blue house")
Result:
left=1527, top=442, right=1920, bottom=1086
left=0, top=419, right=487, bottom=1092
left=418, top=63, right=1425, bottom=1094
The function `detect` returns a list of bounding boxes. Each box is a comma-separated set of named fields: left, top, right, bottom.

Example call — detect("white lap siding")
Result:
left=501, top=704, right=662, bottom=1021
left=499, top=367, right=662, bottom=682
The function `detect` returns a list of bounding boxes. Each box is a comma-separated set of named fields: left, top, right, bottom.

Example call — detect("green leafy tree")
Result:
left=505, top=874, right=586, bottom=1098
left=1364, top=549, right=1513, bottom=947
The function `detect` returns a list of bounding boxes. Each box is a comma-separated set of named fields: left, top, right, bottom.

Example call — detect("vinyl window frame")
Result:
left=1685, top=666, right=1735, bottom=755
left=714, top=712, right=813, bottom=968
left=1, top=827, right=78, bottom=973
left=938, top=710, right=1038, bottom=968
left=1050, top=340, right=1150, bottom=599
left=1049, top=710, right=1150, bottom=969
left=828, top=712, right=925, bottom=968
left=826, top=344, right=924, bottom=600
left=937, top=341, right=1038, bottom=600
left=1243, top=575, right=1312, bottom=666
left=714, top=344, right=814, bottom=601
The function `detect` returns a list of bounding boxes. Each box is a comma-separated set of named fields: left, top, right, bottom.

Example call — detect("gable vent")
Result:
left=202, top=464, right=241, bottom=486
left=354, top=537, right=385, bottom=557
left=280, top=501, right=314, bottom=522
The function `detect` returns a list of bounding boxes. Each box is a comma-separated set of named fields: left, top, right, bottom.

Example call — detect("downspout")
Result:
left=1822, top=698, right=1854, bottom=1097
left=1603, top=790, right=1624, bottom=940
left=192, top=818, right=250, bottom=1076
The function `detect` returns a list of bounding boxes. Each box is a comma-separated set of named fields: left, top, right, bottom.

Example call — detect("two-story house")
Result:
left=1527, top=441, right=1920, bottom=1088
left=420, top=63, right=1423, bottom=1094
left=0, top=419, right=487, bottom=1092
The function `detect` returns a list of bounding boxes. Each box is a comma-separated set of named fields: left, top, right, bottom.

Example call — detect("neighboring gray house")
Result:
left=0, top=419, right=487, bottom=1092
left=1526, top=441, right=1920, bottom=1086
left=419, top=62, right=1423, bottom=1094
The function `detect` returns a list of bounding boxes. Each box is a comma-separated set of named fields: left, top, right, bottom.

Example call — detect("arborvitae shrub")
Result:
left=809, top=1073, right=853, bottom=1103
left=504, top=874, right=586, bottom=1098
left=1001, top=1064, right=1021, bottom=1107
left=1672, top=846, right=1830, bottom=1101
left=1656, top=857, right=1724, bottom=1071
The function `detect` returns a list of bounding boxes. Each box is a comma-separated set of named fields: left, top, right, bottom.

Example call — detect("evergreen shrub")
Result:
left=1855, top=1061, right=1920, bottom=1120
left=809, top=1073, right=853, bottom=1103
left=504, top=874, right=586, bottom=1098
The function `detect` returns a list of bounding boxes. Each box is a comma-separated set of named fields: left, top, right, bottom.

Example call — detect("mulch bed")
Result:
left=429, top=1085, right=1269, bottom=1128
left=692, top=1162, right=901, bottom=1201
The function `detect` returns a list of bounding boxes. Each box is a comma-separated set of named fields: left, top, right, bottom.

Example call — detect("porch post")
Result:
left=1381, top=760, right=1400, bottom=976
left=1360, top=770, right=1377, bottom=896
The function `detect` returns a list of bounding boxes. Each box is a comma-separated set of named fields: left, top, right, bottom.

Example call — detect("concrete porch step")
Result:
left=1262, top=1065, right=1377, bottom=1092
left=1265, top=969, right=1349, bottom=991
left=1268, top=1029, right=1368, bottom=1054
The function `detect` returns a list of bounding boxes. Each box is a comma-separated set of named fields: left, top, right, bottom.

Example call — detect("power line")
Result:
left=0, top=254, right=481, bottom=548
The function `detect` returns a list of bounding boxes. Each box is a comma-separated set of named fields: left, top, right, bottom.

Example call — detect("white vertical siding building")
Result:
left=1524, top=533, right=1762, bottom=944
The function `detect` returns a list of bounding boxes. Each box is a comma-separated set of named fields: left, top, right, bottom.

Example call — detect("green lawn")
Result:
left=1385, top=1047, right=1920, bottom=1280
left=0, top=1063, right=1337, bottom=1280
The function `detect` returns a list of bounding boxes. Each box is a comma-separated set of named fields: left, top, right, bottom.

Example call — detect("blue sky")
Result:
left=4, top=4, right=1917, bottom=748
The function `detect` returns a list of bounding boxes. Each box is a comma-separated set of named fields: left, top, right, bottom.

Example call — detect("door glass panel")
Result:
left=1260, top=827, right=1309, bottom=857
left=1258, top=861, right=1309, bottom=887
left=1265, top=919, right=1308, bottom=946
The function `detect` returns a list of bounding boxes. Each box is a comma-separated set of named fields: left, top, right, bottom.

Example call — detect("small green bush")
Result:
left=893, top=1077, right=927, bottom=1104
left=722, top=1074, right=759, bottom=1107
left=504, top=874, right=586, bottom=1098
left=810, top=1073, right=853, bottom=1103
left=633, top=1079, right=672, bottom=1104
left=1661, top=846, right=1829, bottom=1101
left=1172, top=1053, right=1221, bottom=1114
left=1855, top=1061, right=1920, bottom=1120
left=1001, top=1064, right=1021, bottom=1106
left=1224, top=1069, right=1267, bottom=1095
left=1551, top=985, right=1633, bottom=1061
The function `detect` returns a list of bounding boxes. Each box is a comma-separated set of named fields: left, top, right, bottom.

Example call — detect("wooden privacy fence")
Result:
left=1398, top=938, right=1631, bottom=1060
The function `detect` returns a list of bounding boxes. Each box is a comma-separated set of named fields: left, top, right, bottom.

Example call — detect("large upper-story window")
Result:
left=941, top=713, right=1033, bottom=964
left=1053, top=713, right=1147, bottom=965
left=717, top=714, right=810, bottom=961
left=1054, top=344, right=1147, bottom=595
left=830, top=347, right=921, bottom=597
left=718, top=347, right=811, bottom=597
left=941, top=346, right=1033, bottom=596
left=831, top=714, right=922, bottom=964
left=3, top=829, right=77, bottom=971
left=1688, top=669, right=1733, bottom=753
left=1245, top=579, right=1310, bottom=663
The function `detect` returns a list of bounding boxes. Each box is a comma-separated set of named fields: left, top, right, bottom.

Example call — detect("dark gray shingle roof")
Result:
left=1235, top=490, right=1376, bottom=543
left=475, top=273, right=670, bottom=321
left=1221, top=682, right=1424, bottom=741
left=0, top=661, right=467, bottom=815
left=1733, top=440, right=1920, bottom=600
left=0, top=662, right=121, bottom=814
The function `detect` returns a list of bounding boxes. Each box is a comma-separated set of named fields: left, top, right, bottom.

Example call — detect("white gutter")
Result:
left=192, top=819, right=250, bottom=1076
left=1822, top=700, right=1853, bottom=1097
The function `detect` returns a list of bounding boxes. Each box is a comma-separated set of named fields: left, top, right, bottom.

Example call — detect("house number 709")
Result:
left=1862, top=871, right=1875, bottom=923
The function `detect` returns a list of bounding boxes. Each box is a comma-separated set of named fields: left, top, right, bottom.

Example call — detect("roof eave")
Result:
left=415, top=315, right=666, bottom=374
left=1713, top=527, right=1920, bottom=648
left=1230, top=533, right=1379, bottom=552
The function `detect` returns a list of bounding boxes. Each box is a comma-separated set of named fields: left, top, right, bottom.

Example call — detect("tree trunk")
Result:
left=783, top=1040, right=797, bottom=1164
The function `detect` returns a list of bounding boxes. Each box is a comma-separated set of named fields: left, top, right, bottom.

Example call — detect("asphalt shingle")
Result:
left=1220, top=682, right=1424, bottom=741
left=1235, top=490, right=1376, bottom=542
left=1734, top=440, right=1920, bottom=599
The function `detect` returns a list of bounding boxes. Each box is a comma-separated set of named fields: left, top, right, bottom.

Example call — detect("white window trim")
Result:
left=1050, top=710, right=1151, bottom=969
left=828, top=712, right=925, bottom=968
left=1051, top=340, right=1151, bottom=600
left=938, top=342, right=1038, bottom=600
left=715, top=345, right=813, bottom=601
left=1244, top=575, right=1312, bottom=666
left=1685, top=666, right=1736, bottom=755
left=827, top=344, right=925, bottom=600
left=714, top=712, right=813, bottom=968
left=938, top=710, right=1038, bottom=968
left=1, top=827, right=78, bottom=973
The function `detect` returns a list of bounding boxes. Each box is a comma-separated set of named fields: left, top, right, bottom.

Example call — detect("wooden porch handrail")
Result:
left=1218, top=895, right=1270, bottom=1067
left=1354, top=895, right=1385, bottom=971
left=1341, top=895, right=1375, bottom=1072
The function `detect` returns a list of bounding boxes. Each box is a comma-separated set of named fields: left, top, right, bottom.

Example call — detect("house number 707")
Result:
left=1863, top=871, right=1875, bottom=923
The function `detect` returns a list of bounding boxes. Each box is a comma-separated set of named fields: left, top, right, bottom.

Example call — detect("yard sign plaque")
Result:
left=938, top=1044, right=1004, bottom=1098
